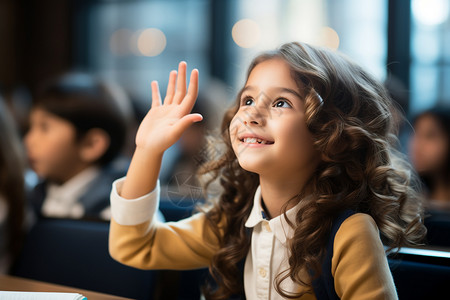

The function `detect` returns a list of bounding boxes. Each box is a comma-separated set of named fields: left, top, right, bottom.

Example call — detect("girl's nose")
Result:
left=243, top=107, right=266, bottom=126
left=243, top=114, right=264, bottom=126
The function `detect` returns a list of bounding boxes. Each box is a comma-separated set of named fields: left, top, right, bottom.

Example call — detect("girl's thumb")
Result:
left=173, top=113, right=203, bottom=136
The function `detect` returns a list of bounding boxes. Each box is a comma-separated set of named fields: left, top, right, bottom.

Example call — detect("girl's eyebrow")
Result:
left=240, top=86, right=302, bottom=99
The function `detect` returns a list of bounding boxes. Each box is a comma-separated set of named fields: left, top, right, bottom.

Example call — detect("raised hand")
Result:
left=121, top=62, right=202, bottom=199
left=136, top=61, right=202, bottom=155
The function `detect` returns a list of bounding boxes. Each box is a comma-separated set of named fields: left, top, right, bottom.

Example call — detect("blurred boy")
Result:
left=25, top=73, right=132, bottom=220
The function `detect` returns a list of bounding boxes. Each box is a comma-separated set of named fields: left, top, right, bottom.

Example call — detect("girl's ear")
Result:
left=78, top=128, right=110, bottom=163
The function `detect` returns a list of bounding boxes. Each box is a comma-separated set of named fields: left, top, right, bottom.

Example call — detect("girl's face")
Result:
left=229, top=58, right=320, bottom=180
left=410, top=114, right=449, bottom=175
left=24, top=107, right=85, bottom=183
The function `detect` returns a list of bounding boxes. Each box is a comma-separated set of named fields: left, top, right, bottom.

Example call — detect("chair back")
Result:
left=388, top=247, right=450, bottom=299
left=12, top=218, right=157, bottom=299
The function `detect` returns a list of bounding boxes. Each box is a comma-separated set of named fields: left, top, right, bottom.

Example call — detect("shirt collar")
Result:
left=245, top=186, right=265, bottom=228
left=245, top=185, right=300, bottom=245
left=46, top=166, right=100, bottom=202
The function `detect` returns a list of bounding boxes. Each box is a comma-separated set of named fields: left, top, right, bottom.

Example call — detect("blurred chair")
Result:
left=11, top=218, right=157, bottom=299
left=11, top=217, right=209, bottom=300
left=424, top=211, right=450, bottom=247
left=388, top=247, right=450, bottom=299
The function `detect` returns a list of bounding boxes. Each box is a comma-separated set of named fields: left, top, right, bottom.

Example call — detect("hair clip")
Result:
left=315, top=90, right=324, bottom=106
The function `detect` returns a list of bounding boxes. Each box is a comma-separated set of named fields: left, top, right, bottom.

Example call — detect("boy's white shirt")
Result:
left=42, top=166, right=101, bottom=218
left=110, top=177, right=297, bottom=299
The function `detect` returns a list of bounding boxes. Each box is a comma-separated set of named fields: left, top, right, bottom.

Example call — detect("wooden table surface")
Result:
left=0, top=275, right=133, bottom=300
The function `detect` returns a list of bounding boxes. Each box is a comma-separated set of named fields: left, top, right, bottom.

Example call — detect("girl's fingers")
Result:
left=160, top=62, right=197, bottom=109
left=173, top=61, right=187, bottom=104
left=182, top=68, right=199, bottom=110
left=164, top=70, right=177, bottom=105
left=151, top=81, right=162, bottom=108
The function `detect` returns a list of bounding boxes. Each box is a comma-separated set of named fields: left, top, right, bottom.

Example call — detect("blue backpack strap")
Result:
left=312, top=209, right=356, bottom=300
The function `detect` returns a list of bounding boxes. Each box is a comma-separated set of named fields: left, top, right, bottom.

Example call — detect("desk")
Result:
left=0, top=275, right=132, bottom=300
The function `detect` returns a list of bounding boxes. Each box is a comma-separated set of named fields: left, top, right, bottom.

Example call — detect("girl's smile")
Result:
left=238, top=133, right=275, bottom=146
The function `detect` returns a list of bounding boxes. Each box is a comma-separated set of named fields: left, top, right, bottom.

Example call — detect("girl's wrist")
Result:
left=121, top=147, right=163, bottom=199
left=134, top=144, right=165, bottom=158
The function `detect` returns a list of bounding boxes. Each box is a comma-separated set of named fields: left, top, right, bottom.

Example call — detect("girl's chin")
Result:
left=237, top=159, right=268, bottom=175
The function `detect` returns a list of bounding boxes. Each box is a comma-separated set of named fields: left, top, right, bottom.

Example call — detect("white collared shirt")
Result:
left=42, top=166, right=100, bottom=218
left=244, top=186, right=301, bottom=299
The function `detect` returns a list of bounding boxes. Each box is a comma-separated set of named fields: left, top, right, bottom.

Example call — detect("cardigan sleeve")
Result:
left=109, top=177, right=219, bottom=270
left=332, top=213, right=398, bottom=300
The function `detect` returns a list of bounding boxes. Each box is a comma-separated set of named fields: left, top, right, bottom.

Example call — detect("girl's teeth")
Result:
left=244, top=137, right=266, bottom=144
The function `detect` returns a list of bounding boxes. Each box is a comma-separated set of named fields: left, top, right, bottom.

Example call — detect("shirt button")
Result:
left=259, top=267, right=267, bottom=278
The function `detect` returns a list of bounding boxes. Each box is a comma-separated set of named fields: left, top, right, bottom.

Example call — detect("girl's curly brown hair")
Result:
left=199, top=42, right=426, bottom=299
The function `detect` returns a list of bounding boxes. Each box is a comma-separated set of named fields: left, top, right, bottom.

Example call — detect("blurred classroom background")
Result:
left=1, top=0, right=450, bottom=299
left=1, top=0, right=449, bottom=116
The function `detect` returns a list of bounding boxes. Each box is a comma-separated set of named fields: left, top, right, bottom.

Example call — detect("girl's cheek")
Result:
left=229, top=115, right=240, bottom=137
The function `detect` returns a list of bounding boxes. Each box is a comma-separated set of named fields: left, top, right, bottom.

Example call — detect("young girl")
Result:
left=109, top=42, right=426, bottom=299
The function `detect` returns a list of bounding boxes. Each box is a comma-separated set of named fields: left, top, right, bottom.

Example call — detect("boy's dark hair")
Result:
left=34, top=72, right=131, bottom=166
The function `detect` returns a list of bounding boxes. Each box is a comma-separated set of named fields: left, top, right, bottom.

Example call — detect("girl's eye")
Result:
left=274, top=99, right=292, bottom=108
left=242, top=97, right=255, bottom=106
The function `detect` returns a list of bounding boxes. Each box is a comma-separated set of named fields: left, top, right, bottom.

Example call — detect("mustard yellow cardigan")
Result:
left=109, top=211, right=397, bottom=299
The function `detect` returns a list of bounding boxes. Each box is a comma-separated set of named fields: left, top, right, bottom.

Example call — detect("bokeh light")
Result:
left=136, top=28, right=167, bottom=57
left=412, top=0, right=449, bottom=26
left=232, top=19, right=261, bottom=48
left=320, top=26, right=340, bottom=50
